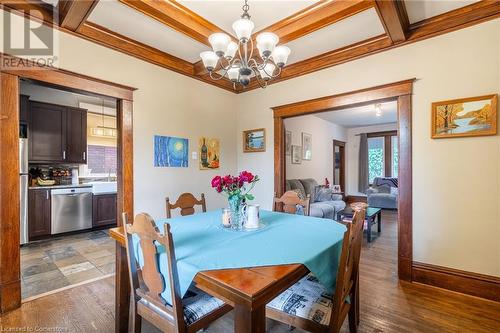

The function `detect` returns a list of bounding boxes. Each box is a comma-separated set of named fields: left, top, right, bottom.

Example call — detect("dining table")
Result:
left=110, top=210, right=346, bottom=333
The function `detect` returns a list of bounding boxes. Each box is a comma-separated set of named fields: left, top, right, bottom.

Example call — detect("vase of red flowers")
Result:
left=211, top=171, right=259, bottom=230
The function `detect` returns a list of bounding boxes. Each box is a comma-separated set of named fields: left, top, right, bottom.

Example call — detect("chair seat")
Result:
left=139, top=287, right=225, bottom=326
left=267, top=273, right=333, bottom=326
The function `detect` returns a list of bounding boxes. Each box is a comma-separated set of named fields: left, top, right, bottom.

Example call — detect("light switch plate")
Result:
left=192, top=152, right=198, bottom=160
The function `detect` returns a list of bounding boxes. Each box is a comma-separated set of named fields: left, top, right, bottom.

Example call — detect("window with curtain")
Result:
left=391, top=135, right=398, bottom=177
left=368, top=137, right=385, bottom=184
left=367, top=130, right=398, bottom=183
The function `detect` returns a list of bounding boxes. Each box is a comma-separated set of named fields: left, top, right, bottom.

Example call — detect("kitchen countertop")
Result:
left=28, top=184, right=93, bottom=190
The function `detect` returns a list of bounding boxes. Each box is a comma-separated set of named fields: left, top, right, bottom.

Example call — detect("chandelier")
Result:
left=199, top=0, right=291, bottom=89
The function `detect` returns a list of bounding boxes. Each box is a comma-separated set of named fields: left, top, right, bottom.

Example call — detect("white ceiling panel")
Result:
left=283, top=8, right=385, bottom=65
left=88, top=0, right=207, bottom=63
left=405, top=0, right=480, bottom=24
left=315, top=101, right=397, bottom=128
left=178, top=0, right=317, bottom=37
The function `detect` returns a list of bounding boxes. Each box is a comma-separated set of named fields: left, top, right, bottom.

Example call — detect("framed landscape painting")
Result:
left=243, top=128, right=266, bottom=152
left=154, top=135, right=188, bottom=167
left=199, top=137, right=220, bottom=170
left=431, top=94, right=497, bottom=139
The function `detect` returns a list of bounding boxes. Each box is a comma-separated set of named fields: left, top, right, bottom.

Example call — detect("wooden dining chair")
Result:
left=166, top=193, right=206, bottom=219
left=123, top=213, right=232, bottom=333
left=273, top=190, right=311, bottom=216
left=266, top=209, right=366, bottom=333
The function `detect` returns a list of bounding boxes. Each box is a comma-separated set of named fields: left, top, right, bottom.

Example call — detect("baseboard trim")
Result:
left=412, top=261, right=500, bottom=302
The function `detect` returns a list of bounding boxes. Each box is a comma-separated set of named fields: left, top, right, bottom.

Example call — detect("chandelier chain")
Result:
left=241, top=0, right=250, bottom=19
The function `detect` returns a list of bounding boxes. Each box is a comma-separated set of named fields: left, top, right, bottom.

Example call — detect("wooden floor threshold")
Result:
left=22, top=273, right=115, bottom=303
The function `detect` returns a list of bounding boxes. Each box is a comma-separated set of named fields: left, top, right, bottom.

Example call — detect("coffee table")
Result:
left=336, top=206, right=382, bottom=242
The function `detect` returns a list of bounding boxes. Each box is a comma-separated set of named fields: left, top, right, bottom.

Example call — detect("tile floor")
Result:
left=20, top=229, right=115, bottom=300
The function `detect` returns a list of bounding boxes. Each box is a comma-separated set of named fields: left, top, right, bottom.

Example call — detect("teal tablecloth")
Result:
left=133, top=210, right=346, bottom=305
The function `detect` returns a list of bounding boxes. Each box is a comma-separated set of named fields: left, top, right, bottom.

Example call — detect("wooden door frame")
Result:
left=332, top=139, right=346, bottom=194
left=0, top=55, right=135, bottom=318
left=272, top=79, right=414, bottom=281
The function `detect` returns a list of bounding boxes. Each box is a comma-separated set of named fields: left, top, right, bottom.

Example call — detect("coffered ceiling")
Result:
left=2, top=0, right=500, bottom=93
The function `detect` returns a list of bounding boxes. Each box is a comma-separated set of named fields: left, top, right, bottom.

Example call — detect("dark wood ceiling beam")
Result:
left=58, top=0, right=99, bottom=31
left=118, top=0, right=226, bottom=46
left=375, top=0, right=408, bottom=43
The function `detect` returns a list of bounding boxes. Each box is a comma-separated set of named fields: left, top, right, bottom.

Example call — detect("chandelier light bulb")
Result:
left=256, top=32, right=279, bottom=58
left=232, top=18, right=254, bottom=42
left=225, top=41, right=239, bottom=59
left=272, top=45, right=291, bottom=67
left=228, top=66, right=240, bottom=82
left=209, top=33, right=231, bottom=57
left=200, top=51, right=219, bottom=71
left=259, top=63, right=276, bottom=81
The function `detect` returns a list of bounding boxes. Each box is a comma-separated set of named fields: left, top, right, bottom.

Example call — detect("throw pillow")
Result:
left=390, top=187, right=399, bottom=196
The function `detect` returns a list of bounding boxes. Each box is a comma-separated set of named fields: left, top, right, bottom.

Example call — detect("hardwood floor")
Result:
left=1, top=211, right=499, bottom=332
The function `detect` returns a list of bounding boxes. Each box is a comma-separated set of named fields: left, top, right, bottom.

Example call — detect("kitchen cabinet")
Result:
left=28, top=101, right=87, bottom=164
left=92, top=193, right=117, bottom=227
left=20, top=94, right=30, bottom=123
left=66, top=107, right=87, bottom=163
left=28, top=189, right=51, bottom=239
left=29, top=101, right=66, bottom=162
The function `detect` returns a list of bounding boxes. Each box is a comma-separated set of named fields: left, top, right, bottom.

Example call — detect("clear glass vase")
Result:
left=228, top=195, right=244, bottom=230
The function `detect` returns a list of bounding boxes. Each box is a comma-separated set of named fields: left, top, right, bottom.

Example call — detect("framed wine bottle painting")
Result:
left=199, top=137, right=220, bottom=170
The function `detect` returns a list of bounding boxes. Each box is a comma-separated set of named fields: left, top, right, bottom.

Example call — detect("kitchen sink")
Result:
left=88, top=181, right=117, bottom=194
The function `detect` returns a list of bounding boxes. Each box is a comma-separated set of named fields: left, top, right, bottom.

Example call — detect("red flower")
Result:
left=211, top=176, right=222, bottom=188
left=223, top=175, right=233, bottom=185
left=216, top=185, right=222, bottom=193
left=239, top=171, right=254, bottom=183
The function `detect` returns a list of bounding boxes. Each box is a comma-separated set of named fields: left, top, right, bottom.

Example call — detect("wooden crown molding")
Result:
left=412, top=261, right=500, bottom=302
left=243, top=0, right=500, bottom=92
left=3, top=0, right=500, bottom=94
left=58, top=0, right=99, bottom=31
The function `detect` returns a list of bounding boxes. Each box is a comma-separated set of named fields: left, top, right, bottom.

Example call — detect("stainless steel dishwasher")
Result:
left=51, top=187, right=93, bottom=234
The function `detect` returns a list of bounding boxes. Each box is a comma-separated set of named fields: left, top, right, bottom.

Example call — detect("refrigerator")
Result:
left=20, top=138, right=29, bottom=245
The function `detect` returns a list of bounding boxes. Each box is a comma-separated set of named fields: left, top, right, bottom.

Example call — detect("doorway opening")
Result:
left=0, top=59, right=134, bottom=313
left=273, top=79, right=413, bottom=280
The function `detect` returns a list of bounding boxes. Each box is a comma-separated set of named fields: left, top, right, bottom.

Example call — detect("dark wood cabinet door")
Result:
left=66, top=107, right=87, bottom=164
left=20, top=94, right=30, bottom=123
left=29, top=101, right=66, bottom=162
left=92, top=194, right=117, bottom=227
left=28, top=189, right=51, bottom=239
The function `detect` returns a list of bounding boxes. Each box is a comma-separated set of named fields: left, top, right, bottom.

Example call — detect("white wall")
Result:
left=3, top=9, right=238, bottom=220
left=284, top=115, right=347, bottom=184
left=345, top=123, right=397, bottom=196
left=237, top=20, right=500, bottom=277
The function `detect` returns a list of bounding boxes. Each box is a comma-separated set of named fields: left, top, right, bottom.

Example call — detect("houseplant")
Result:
left=211, top=171, right=259, bottom=230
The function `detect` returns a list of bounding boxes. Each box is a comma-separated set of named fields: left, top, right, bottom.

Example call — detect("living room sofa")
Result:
left=286, top=178, right=346, bottom=219
left=366, top=177, right=398, bottom=209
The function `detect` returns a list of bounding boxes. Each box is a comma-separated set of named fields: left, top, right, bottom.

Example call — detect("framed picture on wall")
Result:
left=243, top=128, right=266, bottom=153
left=285, top=130, right=292, bottom=155
left=431, top=94, right=497, bottom=139
left=302, top=132, right=312, bottom=160
left=291, top=145, right=302, bottom=164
